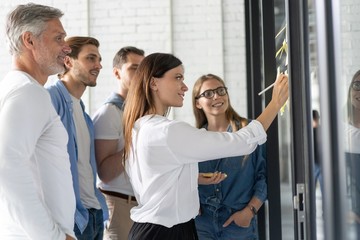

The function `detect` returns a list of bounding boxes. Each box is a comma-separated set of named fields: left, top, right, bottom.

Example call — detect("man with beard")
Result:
left=0, top=3, right=76, bottom=239
left=93, top=46, right=145, bottom=239
left=47, top=36, right=108, bottom=240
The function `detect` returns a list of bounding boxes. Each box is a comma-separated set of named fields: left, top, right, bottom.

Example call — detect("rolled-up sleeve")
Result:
left=245, top=120, right=267, bottom=145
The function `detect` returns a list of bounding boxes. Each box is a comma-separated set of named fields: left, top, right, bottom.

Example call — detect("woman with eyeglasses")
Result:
left=345, top=70, right=360, bottom=238
left=192, top=74, right=266, bottom=240
left=122, top=53, right=288, bottom=240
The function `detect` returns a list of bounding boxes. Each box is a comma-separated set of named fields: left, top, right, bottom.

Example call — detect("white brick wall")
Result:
left=0, top=0, right=245, bottom=125
left=2, top=1, right=360, bottom=125
left=341, top=0, right=360, bottom=86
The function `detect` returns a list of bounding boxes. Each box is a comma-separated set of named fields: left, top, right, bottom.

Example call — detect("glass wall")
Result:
left=273, top=0, right=295, bottom=239
left=339, top=0, right=360, bottom=239
left=312, top=0, right=360, bottom=239
left=308, top=1, right=323, bottom=239
left=247, top=0, right=360, bottom=239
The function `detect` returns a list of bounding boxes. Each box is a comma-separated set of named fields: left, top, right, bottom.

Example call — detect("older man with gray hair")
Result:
left=0, top=3, right=76, bottom=240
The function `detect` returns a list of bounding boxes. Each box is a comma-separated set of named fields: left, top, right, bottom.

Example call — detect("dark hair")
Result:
left=122, top=53, right=182, bottom=160
left=66, top=36, right=99, bottom=59
left=113, top=46, right=144, bottom=68
left=312, top=110, right=320, bottom=122
left=60, top=36, right=100, bottom=76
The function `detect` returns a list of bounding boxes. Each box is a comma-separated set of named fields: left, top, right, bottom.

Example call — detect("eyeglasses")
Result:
left=195, top=86, right=228, bottom=99
left=352, top=81, right=360, bottom=91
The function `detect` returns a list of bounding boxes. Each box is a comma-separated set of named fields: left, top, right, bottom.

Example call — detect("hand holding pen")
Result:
left=258, top=67, right=286, bottom=96
left=255, top=73, right=289, bottom=131
left=258, top=82, right=276, bottom=96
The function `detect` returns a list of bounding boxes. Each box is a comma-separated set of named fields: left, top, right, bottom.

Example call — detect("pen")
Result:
left=258, top=82, right=275, bottom=96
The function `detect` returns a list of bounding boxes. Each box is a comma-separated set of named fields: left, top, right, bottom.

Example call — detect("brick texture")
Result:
left=1, top=0, right=256, bottom=125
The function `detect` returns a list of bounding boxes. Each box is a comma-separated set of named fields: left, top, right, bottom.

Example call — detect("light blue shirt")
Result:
left=47, top=80, right=108, bottom=233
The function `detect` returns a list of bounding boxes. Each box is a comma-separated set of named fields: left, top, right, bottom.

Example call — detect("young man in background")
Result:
left=93, top=46, right=145, bottom=239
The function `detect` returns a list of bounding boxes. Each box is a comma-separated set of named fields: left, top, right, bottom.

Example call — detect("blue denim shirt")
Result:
left=104, top=92, right=125, bottom=110
left=47, top=80, right=108, bottom=233
left=198, top=123, right=267, bottom=213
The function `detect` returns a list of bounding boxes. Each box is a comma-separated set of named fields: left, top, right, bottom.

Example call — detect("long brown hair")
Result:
left=192, top=73, right=248, bottom=131
left=122, top=53, right=182, bottom=161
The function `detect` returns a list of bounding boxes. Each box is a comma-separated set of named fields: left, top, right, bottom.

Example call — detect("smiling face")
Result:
left=151, top=65, right=188, bottom=112
left=33, top=19, right=71, bottom=76
left=195, top=78, right=229, bottom=118
left=351, top=78, right=360, bottom=110
left=66, top=44, right=102, bottom=87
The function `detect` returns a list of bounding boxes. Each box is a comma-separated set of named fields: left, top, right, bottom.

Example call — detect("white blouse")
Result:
left=125, top=114, right=266, bottom=228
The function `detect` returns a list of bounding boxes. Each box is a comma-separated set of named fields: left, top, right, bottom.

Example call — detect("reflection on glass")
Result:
left=274, top=1, right=294, bottom=239
left=344, top=71, right=360, bottom=240
left=340, top=1, right=360, bottom=239
left=308, top=1, right=324, bottom=238
left=312, top=110, right=323, bottom=195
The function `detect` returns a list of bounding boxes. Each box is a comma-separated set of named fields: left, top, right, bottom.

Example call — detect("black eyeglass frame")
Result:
left=350, top=81, right=360, bottom=91
left=351, top=81, right=360, bottom=91
left=195, top=86, right=228, bottom=99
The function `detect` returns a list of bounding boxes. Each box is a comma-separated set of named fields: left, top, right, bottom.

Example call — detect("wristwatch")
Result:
left=249, top=205, right=257, bottom=216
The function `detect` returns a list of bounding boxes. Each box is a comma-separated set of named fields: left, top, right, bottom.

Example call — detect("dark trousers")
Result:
left=128, top=219, right=199, bottom=240
left=74, top=208, right=104, bottom=240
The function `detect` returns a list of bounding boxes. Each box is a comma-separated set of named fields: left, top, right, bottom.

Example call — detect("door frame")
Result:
left=245, top=0, right=282, bottom=239
left=245, top=0, right=320, bottom=239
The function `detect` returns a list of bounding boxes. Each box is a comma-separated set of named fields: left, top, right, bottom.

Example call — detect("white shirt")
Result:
left=125, top=114, right=266, bottom=228
left=93, top=103, right=134, bottom=195
left=71, top=95, right=100, bottom=209
left=0, top=71, right=76, bottom=239
left=344, top=122, right=360, bottom=153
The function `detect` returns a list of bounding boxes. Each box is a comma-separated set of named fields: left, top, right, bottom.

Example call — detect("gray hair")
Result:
left=5, top=3, right=64, bottom=56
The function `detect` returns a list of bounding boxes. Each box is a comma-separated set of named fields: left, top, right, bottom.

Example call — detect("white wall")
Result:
left=341, top=0, right=360, bottom=85
left=0, top=0, right=247, bottom=125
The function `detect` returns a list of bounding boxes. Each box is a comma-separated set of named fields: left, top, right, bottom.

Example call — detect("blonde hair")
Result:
left=192, top=74, right=248, bottom=130
left=347, top=70, right=360, bottom=125
left=192, top=73, right=250, bottom=164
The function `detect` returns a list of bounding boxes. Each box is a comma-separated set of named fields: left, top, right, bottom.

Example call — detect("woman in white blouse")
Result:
left=122, top=52, right=288, bottom=240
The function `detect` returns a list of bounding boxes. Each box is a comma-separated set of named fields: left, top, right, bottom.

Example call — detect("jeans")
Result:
left=314, top=163, right=323, bottom=195
left=195, top=205, right=257, bottom=240
left=74, top=208, right=104, bottom=240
